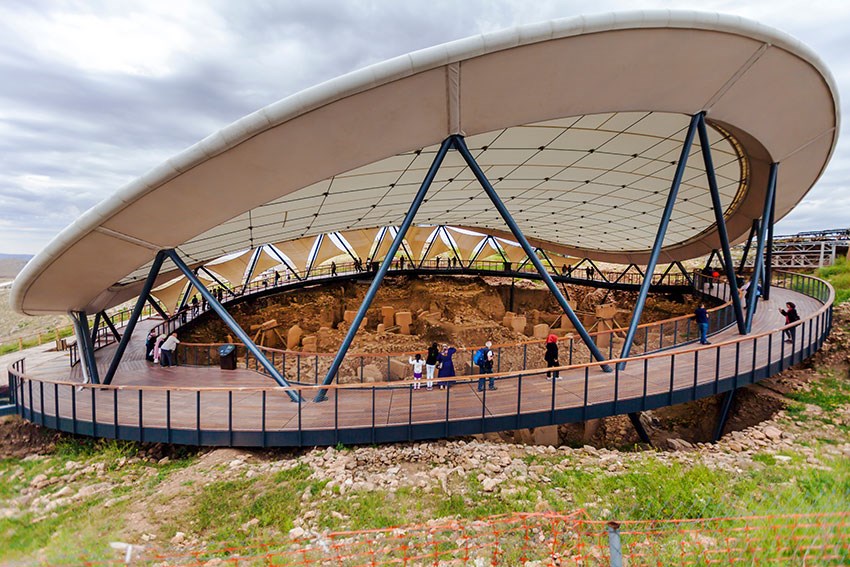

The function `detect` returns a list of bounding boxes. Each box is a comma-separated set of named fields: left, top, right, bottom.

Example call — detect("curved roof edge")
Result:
left=12, top=9, right=841, bottom=315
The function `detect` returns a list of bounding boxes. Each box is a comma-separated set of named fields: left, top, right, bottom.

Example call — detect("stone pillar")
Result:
left=287, top=324, right=303, bottom=350
left=510, top=315, right=527, bottom=335
left=396, top=311, right=413, bottom=335
left=301, top=335, right=317, bottom=352
left=533, top=323, right=550, bottom=339
left=595, top=304, right=618, bottom=348
left=381, top=306, right=395, bottom=327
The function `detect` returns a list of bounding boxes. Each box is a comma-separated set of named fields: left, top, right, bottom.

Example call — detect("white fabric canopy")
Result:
left=13, top=11, right=840, bottom=314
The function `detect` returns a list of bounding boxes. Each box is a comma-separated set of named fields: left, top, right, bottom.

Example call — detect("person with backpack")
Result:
left=544, top=334, right=560, bottom=380
left=425, top=342, right=439, bottom=390
left=780, top=302, right=800, bottom=343
left=409, top=353, right=425, bottom=390
left=475, top=341, right=496, bottom=391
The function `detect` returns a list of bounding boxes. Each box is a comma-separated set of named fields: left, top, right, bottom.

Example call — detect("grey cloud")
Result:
left=0, top=0, right=848, bottom=254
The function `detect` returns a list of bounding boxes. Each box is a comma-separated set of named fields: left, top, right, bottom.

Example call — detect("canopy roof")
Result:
left=13, top=10, right=840, bottom=315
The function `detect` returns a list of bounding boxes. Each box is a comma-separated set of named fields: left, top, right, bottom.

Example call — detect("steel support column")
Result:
left=764, top=196, right=776, bottom=299
left=618, top=113, right=700, bottom=369
left=147, top=295, right=169, bottom=319
left=165, top=249, right=300, bottom=401
left=100, top=310, right=122, bottom=342
left=266, top=247, right=303, bottom=281
left=453, top=135, right=611, bottom=371
left=102, top=251, right=166, bottom=385
left=73, top=311, right=100, bottom=384
left=200, top=266, right=237, bottom=295
left=703, top=249, right=718, bottom=271
left=244, top=248, right=262, bottom=288
left=89, top=311, right=102, bottom=346
left=698, top=113, right=746, bottom=334
left=713, top=389, right=736, bottom=442
left=745, top=164, right=778, bottom=333
left=628, top=412, right=652, bottom=445
left=738, top=220, right=759, bottom=272
left=314, top=137, right=455, bottom=401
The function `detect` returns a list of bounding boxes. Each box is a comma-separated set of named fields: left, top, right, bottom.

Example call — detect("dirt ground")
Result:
left=184, top=275, right=698, bottom=355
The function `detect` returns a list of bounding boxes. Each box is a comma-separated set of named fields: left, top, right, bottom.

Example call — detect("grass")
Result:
left=786, top=371, right=850, bottom=414
left=816, top=257, right=850, bottom=304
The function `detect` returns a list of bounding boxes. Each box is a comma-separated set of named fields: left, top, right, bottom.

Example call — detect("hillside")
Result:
left=0, top=303, right=848, bottom=564
left=0, top=254, right=31, bottom=281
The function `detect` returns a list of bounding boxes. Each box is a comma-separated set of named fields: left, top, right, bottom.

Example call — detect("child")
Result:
left=409, top=353, right=425, bottom=390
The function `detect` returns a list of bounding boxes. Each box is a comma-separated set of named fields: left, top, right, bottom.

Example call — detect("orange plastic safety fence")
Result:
left=64, top=511, right=849, bottom=566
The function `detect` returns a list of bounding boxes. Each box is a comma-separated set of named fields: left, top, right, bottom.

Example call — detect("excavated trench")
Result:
left=181, top=275, right=805, bottom=448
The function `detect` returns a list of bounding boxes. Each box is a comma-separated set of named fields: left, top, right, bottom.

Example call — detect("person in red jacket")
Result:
left=544, top=334, right=560, bottom=380
left=780, top=302, right=800, bottom=343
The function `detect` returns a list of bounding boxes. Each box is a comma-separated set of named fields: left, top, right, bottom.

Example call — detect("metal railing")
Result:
left=7, top=270, right=832, bottom=447
left=67, top=305, right=155, bottom=367
left=174, top=276, right=732, bottom=386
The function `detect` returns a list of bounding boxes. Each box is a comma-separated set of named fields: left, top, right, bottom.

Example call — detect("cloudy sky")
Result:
left=0, top=0, right=847, bottom=255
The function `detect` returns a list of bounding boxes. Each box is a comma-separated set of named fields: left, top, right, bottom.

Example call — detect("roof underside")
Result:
left=12, top=11, right=840, bottom=315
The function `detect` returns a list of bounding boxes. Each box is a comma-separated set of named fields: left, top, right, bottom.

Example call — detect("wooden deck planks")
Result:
left=18, top=286, right=824, bottom=435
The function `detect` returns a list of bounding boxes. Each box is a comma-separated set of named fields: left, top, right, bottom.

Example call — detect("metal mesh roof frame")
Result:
left=12, top=10, right=839, bottom=315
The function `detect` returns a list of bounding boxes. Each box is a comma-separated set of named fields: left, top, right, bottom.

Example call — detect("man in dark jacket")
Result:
left=695, top=303, right=710, bottom=345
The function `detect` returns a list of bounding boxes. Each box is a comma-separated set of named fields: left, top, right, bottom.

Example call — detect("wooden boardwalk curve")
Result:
left=6, top=272, right=833, bottom=447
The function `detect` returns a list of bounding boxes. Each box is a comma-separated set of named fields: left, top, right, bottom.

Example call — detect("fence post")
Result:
left=607, top=522, right=623, bottom=567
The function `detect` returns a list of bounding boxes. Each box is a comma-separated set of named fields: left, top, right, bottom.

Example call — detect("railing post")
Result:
left=607, top=522, right=623, bottom=567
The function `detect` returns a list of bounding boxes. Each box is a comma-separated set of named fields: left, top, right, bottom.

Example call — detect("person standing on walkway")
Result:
left=475, top=341, right=496, bottom=391
left=145, top=329, right=157, bottom=362
left=159, top=332, right=180, bottom=367
left=780, top=302, right=800, bottom=343
left=409, top=353, right=425, bottom=390
left=425, top=342, right=439, bottom=390
left=437, top=344, right=457, bottom=388
left=191, top=295, right=199, bottom=317
left=695, top=303, right=710, bottom=345
left=544, top=334, right=560, bottom=380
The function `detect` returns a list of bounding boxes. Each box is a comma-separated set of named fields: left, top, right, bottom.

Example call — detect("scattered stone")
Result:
left=289, top=526, right=306, bottom=540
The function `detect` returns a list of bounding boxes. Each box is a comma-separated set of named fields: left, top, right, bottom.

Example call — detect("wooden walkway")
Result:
left=9, top=281, right=830, bottom=447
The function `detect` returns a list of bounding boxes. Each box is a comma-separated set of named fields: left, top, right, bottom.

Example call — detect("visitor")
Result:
left=544, top=334, right=560, bottom=380
left=567, top=264, right=573, bottom=278
left=331, top=261, right=337, bottom=276
left=451, top=257, right=457, bottom=269
left=586, top=266, right=594, bottom=280
left=160, top=332, right=180, bottom=367
left=145, top=329, right=157, bottom=362
left=437, top=344, right=457, bottom=388
left=780, top=302, right=800, bottom=343
left=399, top=256, right=405, bottom=270
left=425, top=342, right=439, bottom=390
left=475, top=341, right=496, bottom=391
left=153, top=332, right=167, bottom=365
left=561, top=264, right=567, bottom=276
left=201, top=295, right=208, bottom=312
left=274, top=270, right=280, bottom=286
left=435, top=257, right=441, bottom=269
left=742, top=280, right=762, bottom=314
left=409, top=353, right=425, bottom=390
left=191, top=295, right=199, bottom=317
left=695, top=303, right=710, bottom=345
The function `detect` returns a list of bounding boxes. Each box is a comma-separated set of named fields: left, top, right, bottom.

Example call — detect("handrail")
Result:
left=13, top=270, right=830, bottom=394
left=6, top=270, right=833, bottom=447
